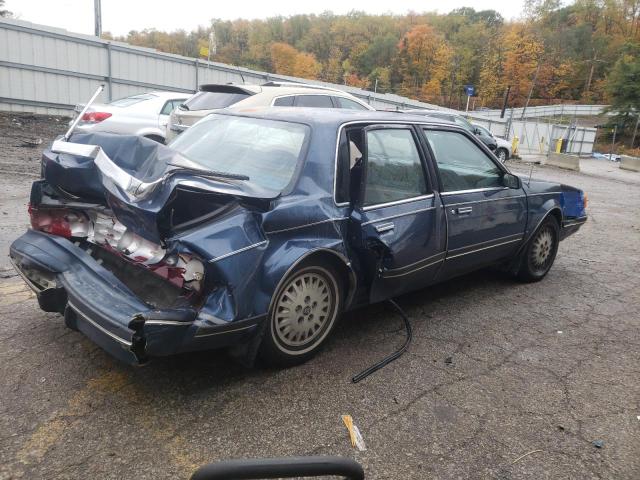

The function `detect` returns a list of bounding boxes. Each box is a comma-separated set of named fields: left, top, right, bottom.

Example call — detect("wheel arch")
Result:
left=521, top=206, right=563, bottom=251
left=267, top=248, right=357, bottom=316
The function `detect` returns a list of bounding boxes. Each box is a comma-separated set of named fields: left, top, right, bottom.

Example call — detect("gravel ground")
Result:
left=0, top=113, right=639, bottom=479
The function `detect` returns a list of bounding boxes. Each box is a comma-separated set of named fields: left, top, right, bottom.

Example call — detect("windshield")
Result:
left=169, top=115, right=309, bottom=191
left=109, top=93, right=156, bottom=107
left=181, top=91, right=251, bottom=111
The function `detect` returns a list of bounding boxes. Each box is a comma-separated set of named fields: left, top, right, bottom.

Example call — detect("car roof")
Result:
left=216, top=107, right=455, bottom=129
left=196, top=83, right=374, bottom=109
left=146, top=91, right=191, bottom=99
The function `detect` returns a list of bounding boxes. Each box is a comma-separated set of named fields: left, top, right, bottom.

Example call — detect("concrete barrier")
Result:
left=620, top=156, right=640, bottom=172
left=545, top=153, right=581, bottom=172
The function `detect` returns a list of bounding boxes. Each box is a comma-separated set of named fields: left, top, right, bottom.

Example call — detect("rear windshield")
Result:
left=169, top=114, right=309, bottom=191
left=181, top=91, right=251, bottom=111
left=109, top=93, right=156, bottom=107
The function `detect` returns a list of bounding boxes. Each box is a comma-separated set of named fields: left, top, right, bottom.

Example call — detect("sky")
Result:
left=6, top=0, right=526, bottom=36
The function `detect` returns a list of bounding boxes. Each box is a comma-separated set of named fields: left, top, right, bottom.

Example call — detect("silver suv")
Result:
left=166, top=82, right=374, bottom=142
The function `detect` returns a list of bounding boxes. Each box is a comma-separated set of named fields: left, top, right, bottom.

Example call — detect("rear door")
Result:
left=347, top=124, right=446, bottom=302
left=421, top=128, right=527, bottom=279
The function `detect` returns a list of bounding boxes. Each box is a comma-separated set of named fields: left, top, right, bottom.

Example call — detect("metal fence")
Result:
left=0, top=17, right=445, bottom=116
left=474, top=104, right=609, bottom=120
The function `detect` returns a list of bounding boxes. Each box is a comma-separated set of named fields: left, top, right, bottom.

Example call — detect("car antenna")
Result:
left=64, top=84, right=104, bottom=141
left=235, top=65, right=245, bottom=84
left=352, top=299, right=413, bottom=383
left=527, top=162, right=534, bottom=186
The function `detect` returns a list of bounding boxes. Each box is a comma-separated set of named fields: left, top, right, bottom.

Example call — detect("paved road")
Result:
left=1, top=118, right=639, bottom=479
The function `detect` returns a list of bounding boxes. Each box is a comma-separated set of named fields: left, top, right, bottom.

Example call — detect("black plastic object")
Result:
left=190, top=455, right=364, bottom=480
left=352, top=299, right=413, bottom=383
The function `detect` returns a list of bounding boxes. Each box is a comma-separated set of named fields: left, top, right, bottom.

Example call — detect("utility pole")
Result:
left=94, top=0, right=102, bottom=38
left=631, top=114, right=640, bottom=149
left=521, top=61, right=541, bottom=120
left=500, top=85, right=511, bottom=119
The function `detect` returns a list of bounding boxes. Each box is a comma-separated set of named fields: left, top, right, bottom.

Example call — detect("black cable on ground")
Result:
left=352, top=298, right=413, bottom=383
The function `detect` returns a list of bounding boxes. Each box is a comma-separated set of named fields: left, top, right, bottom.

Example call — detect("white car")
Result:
left=70, top=91, right=189, bottom=143
left=474, top=124, right=512, bottom=162
left=166, top=82, right=374, bottom=143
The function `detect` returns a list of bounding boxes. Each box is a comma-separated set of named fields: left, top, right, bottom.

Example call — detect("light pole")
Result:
left=94, top=0, right=102, bottom=37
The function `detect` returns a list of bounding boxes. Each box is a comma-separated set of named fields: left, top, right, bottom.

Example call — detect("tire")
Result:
left=517, top=216, right=560, bottom=282
left=496, top=148, right=509, bottom=162
left=259, top=262, right=343, bottom=367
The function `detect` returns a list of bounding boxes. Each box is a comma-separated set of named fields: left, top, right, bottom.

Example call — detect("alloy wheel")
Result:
left=273, top=269, right=337, bottom=353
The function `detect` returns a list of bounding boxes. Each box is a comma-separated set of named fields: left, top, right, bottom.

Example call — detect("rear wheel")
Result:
left=496, top=148, right=509, bottom=162
left=517, top=216, right=560, bottom=282
left=259, top=263, right=342, bottom=367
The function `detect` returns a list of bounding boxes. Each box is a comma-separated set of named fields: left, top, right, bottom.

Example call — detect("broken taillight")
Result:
left=29, top=205, right=90, bottom=239
left=80, top=111, right=112, bottom=123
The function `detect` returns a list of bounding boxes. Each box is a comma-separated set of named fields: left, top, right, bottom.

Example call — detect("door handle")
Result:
left=374, top=222, right=394, bottom=234
left=453, top=206, right=473, bottom=215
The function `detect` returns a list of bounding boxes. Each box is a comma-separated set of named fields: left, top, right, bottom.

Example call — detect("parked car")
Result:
left=11, top=109, right=587, bottom=367
left=166, top=82, right=374, bottom=142
left=473, top=123, right=512, bottom=162
left=70, top=91, right=188, bottom=143
left=403, top=109, right=498, bottom=151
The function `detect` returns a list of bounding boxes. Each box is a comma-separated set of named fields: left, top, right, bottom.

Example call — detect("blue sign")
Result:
left=464, top=85, right=475, bottom=96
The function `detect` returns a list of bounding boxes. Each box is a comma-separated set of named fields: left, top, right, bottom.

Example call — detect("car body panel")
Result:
left=11, top=109, right=587, bottom=365
left=73, top=91, right=188, bottom=142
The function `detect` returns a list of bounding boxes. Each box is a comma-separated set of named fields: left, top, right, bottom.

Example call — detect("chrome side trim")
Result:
left=68, top=301, right=132, bottom=347
left=361, top=206, right=435, bottom=225
left=9, top=257, right=46, bottom=294
left=266, top=217, right=348, bottom=235
left=445, top=195, right=526, bottom=207
left=527, top=191, right=562, bottom=197
left=362, top=194, right=434, bottom=211
left=446, top=238, right=522, bottom=260
left=381, top=251, right=446, bottom=278
left=144, top=320, right=194, bottom=326
left=562, top=216, right=587, bottom=227
left=208, top=241, right=268, bottom=263
left=447, top=233, right=524, bottom=254
left=440, top=187, right=508, bottom=196
left=194, top=323, right=258, bottom=338
left=383, top=258, right=444, bottom=279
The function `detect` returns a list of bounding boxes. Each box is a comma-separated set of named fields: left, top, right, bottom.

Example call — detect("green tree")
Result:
left=605, top=42, right=640, bottom=142
left=0, top=0, right=11, bottom=17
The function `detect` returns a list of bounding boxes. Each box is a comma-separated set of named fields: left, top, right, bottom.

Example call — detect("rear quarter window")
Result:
left=182, top=91, right=251, bottom=111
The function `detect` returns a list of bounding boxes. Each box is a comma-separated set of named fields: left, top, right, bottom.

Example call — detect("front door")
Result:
left=421, top=128, right=527, bottom=279
left=348, top=125, right=447, bottom=302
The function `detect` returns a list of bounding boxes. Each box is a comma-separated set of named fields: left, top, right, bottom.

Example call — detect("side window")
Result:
left=363, top=129, right=427, bottom=206
left=295, top=95, right=334, bottom=108
left=423, top=130, right=503, bottom=192
left=273, top=96, right=295, bottom=106
left=160, top=101, right=174, bottom=115
left=334, top=97, right=369, bottom=110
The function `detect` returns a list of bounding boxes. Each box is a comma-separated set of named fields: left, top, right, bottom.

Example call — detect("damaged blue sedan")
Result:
left=10, top=109, right=587, bottom=366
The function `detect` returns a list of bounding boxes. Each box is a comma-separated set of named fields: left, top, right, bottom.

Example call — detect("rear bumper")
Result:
left=10, top=230, right=262, bottom=365
left=560, top=216, right=587, bottom=240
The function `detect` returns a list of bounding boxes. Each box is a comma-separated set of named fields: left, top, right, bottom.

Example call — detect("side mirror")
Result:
left=473, top=127, right=481, bottom=135
left=503, top=173, right=521, bottom=189
left=191, top=456, right=365, bottom=480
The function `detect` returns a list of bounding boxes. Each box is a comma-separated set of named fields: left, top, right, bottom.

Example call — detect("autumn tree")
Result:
left=501, top=25, right=544, bottom=106
left=270, top=42, right=299, bottom=76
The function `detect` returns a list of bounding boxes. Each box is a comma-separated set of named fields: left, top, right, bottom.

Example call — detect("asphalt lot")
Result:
left=1, top=113, right=639, bottom=479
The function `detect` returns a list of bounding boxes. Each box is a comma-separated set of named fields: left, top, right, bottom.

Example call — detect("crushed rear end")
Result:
left=10, top=132, right=274, bottom=365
